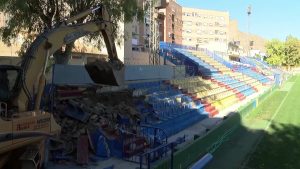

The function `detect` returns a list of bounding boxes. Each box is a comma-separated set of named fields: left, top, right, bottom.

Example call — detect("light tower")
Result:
left=247, top=5, right=252, bottom=57
left=148, top=0, right=160, bottom=65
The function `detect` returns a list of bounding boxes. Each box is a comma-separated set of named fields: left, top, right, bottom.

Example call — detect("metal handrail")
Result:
left=140, top=125, right=168, bottom=142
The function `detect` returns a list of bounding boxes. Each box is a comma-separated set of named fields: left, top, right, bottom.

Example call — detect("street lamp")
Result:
left=247, top=5, right=252, bottom=57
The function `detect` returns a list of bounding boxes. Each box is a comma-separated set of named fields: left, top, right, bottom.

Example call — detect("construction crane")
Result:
left=0, top=5, right=124, bottom=168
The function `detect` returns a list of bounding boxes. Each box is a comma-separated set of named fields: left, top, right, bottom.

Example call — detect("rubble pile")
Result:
left=51, top=87, right=145, bottom=159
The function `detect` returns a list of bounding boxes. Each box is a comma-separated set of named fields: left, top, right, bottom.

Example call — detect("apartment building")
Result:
left=158, top=0, right=183, bottom=44
left=182, top=7, right=230, bottom=53
left=130, top=0, right=150, bottom=51
left=229, top=20, right=266, bottom=57
left=126, top=0, right=167, bottom=65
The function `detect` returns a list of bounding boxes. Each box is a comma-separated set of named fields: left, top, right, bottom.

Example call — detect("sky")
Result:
left=176, top=0, right=300, bottom=40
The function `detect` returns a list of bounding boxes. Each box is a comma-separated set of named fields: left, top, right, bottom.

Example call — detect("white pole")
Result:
left=247, top=5, right=252, bottom=57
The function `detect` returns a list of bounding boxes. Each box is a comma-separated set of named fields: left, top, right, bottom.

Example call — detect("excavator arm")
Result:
left=0, top=5, right=125, bottom=161
left=7, top=5, right=124, bottom=112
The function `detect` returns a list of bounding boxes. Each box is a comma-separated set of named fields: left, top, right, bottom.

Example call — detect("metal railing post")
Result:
left=140, top=155, right=143, bottom=169
left=171, top=143, right=174, bottom=169
left=147, top=153, right=151, bottom=169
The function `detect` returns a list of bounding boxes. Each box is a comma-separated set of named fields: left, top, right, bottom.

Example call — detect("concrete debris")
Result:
left=52, top=87, right=143, bottom=158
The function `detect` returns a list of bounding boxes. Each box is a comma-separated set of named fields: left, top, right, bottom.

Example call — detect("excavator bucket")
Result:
left=85, top=61, right=125, bottom=86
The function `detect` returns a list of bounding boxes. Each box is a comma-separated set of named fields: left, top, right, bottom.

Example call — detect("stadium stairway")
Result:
left=173, top=49, right=258, bottom=100
left=233, top=66, right=271, bottom=85
left=189, top=50, right=265, bottom=91
left=167, top=77, right=241, bottom=116
left=240, top=56, right=275, bottom=76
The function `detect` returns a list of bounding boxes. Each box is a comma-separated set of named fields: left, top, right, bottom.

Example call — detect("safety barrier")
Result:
left=139, top=135, right=186, bottom=169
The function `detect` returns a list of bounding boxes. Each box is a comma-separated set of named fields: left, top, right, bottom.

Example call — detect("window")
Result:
left=184, top=21, right=192, bottom=26
left=197, top=38, right=202, bottom=43
left=196, top=22, right=202, bottom=26
left=186, top=30, right=192, bottom=33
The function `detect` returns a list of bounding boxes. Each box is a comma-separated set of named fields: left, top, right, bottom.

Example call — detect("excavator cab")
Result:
left=0, top=65, right=22, bottom=103
left=0, top=65, right=23, bottom=119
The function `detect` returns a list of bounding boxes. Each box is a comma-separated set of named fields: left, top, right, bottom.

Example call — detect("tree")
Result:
left=283, top=36, right=300, bottom=70
left=0, top=0, right=145, bottom=64
left=265, top=36, right=300, bottom=69
left=265, top=39, right=285, bottom=66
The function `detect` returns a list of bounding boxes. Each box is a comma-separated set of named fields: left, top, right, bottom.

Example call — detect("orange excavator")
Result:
left=0, top=5, right=124, bottom=168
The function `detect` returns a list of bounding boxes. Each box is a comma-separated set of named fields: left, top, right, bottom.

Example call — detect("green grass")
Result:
left=246, top=91, right=287, bottom=122
left=206, top=75, right=300, bottom=169
left=245, top=75, right=300, bottom=169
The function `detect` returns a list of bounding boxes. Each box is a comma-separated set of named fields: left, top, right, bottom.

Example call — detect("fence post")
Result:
left=140, top=155, right=143, bottom=169
left=171, top=143, right=174, bottom=169
left=147, top=153, right=151, bottom=169
left=154, top=128, right=157, bottom=146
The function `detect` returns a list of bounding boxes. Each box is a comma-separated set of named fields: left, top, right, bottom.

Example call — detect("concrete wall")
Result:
left=125, top=65, right=174, bottom=81
left=125, top=51, right=149, bottom=65
left=0, top=42, right=20, bottom=57
left=52, top=64, right=183, bottom=85
left=0, top=56, right=21, bottom=65
left=68, top=52, right=108, bottom=65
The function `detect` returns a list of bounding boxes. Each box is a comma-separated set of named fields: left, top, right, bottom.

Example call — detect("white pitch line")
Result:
left=241, top=78, right=296, bottom=169
left=264, top=80, right=295, bottom=131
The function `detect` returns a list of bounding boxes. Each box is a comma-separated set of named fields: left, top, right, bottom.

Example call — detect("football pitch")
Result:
left=206, top=75, right=300, bottom=169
